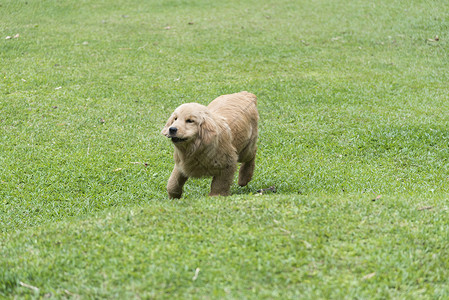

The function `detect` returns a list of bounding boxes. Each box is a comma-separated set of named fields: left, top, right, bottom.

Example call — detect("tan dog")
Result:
left=161, top=91, right=258, bottom=198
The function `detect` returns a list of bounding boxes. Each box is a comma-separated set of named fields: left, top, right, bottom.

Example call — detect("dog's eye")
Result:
left=186, top=119, right=194, bottom=123
left=174, top=117, right=177, bottom=121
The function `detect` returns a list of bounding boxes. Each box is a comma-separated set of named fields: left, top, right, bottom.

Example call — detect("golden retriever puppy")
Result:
left=161, top=91, right=258, bottom=198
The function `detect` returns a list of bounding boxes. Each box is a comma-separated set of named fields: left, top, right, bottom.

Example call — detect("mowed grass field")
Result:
left=1, top=0, right=449, bottom=298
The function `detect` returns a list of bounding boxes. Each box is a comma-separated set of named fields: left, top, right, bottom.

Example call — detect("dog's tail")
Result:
left=240, top=91, right=257, bottom=105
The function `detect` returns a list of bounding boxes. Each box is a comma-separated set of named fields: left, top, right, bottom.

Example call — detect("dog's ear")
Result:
left=199, top=113, right=217, bottom=145
left=161, top=113, right=175, bottom=136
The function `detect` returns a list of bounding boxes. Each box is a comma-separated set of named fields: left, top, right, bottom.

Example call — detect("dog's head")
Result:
left=161, top=103, right=217, bottom=146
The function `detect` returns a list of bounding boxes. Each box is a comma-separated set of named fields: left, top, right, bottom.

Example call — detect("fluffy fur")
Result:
left=161, top=91, right=259, bottom=198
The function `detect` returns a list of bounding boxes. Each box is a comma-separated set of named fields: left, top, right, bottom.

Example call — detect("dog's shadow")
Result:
left=231, top=185, right=254, bottom=195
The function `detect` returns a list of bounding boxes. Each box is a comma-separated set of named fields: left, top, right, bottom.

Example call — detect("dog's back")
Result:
left=207, top=91, right=258, bottom=162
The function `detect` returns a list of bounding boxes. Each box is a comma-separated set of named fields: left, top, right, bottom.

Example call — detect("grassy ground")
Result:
left=1, top=0, right=449, bottom=298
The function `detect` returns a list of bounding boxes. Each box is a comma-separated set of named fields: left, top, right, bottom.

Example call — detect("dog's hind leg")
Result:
left=238, top=157, right=255, bottom=187
left=167, top=166, right=188, bottom=199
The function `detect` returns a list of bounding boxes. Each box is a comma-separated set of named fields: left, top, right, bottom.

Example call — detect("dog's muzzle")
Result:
left=170, top=136, right=187, bottom=143
left=166, top=127, right=187, bottom=143
left=169, top=127, right=177, bottom=135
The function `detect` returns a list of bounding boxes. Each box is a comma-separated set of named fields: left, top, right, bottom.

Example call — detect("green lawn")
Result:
left=1, top=0, right=449, bottom=298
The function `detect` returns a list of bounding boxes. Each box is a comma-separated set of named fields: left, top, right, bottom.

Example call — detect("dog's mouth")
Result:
left=170, top=136, right=188, bottom=143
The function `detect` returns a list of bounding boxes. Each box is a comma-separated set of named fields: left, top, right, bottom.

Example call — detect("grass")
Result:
left=1, top=0, right=449, bottom=298
left=3, top=195, right=449, bottom=298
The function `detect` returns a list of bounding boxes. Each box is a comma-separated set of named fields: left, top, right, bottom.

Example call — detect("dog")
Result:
left=161, top=91, right=258, bottom=198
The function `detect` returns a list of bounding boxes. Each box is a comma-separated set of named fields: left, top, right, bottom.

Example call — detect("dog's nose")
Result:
left=169, top=127, right=178, bottom=135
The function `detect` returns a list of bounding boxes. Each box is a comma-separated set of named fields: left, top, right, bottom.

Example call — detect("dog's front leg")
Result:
left=167, top=166, right=188, bottom=199
left=238, top=157, right=255, bottom=187
left=209, top=167, right=235, bottom=196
